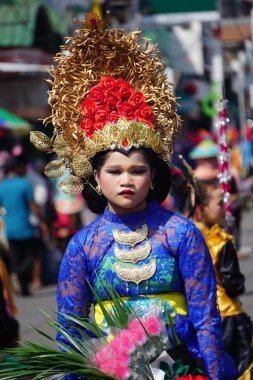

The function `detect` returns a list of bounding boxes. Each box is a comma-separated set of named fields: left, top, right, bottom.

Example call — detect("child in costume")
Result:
left=30, top=12, right=237, bottom=380
left=193, top=181, right=253, bottom=380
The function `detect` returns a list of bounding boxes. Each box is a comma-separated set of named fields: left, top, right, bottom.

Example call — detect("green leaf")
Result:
left=165, top=307, right=180, bottom=346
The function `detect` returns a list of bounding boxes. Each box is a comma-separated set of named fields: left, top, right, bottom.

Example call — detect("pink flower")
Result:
left=144, top=316, right=162, bottom=336
left=113, top=365, right=131, bottom=380
left=100, top=362, right=115, bottom=375
left=128, top=319, right=147, bottom=345
left=114, top=351, right=131, bottom=366
left=108, top=336, right=121, bottom=352
left=118, top=330, right=136, bottom=354
left=94, top=346, right=112, bottom=366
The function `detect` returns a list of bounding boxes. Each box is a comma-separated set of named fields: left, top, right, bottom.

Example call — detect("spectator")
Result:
left=0, top=155, right=46, bottom=296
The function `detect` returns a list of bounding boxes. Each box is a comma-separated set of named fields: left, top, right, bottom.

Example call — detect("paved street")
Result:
left=15, top=206, right=253, bottom=347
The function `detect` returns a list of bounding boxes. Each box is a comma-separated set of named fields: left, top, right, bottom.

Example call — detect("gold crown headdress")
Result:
left=30, top=12, right=181, bottom=195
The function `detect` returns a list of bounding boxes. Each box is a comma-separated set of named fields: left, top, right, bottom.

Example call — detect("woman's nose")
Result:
left=120, top=172, right=133, bottom=186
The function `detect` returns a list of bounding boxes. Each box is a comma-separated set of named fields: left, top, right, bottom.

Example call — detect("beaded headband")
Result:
left=30, top=12, right=181, bottom=195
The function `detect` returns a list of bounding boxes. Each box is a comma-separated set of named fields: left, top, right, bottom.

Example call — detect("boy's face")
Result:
left=202, top=188, right=225, bottom=228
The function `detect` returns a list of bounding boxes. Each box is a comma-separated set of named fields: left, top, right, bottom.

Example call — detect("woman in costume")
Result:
left=30, top=12, right=236, bottom=380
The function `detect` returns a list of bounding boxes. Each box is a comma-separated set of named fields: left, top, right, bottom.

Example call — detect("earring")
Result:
left=150, top=182, right=154, bottom=190
left=95, top=184, right=102, bottom=195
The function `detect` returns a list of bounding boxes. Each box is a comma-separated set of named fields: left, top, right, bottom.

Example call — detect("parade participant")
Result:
left=193, top=181, right=253, bottom=380
left=30, top=12, right=236, bottom=380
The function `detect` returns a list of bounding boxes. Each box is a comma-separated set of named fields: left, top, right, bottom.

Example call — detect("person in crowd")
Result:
left=26, top=157, right=54, bottom=289
left=189, top=137, right=243, bottom=252
left=30, top=11, right=237, bottom=379
left=42, top=220, right=76, bottom=285
left=0, top=154, right=46, bottom=296
left=193, top=180, right=253, bottom=379
left=169, top=160, right=253, bottom=379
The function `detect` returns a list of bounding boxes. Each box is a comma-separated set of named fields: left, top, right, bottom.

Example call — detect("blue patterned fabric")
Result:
left=57, top=200, right=235, bottom=380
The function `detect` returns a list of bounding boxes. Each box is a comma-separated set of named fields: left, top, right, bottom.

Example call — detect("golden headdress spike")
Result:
left=30, top=12, right=181, bottom=195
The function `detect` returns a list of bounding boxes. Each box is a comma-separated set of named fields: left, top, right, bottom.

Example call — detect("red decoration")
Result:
left=122, top=139, right=129, bottom=147
left=80, top=77, right=155, bottom=137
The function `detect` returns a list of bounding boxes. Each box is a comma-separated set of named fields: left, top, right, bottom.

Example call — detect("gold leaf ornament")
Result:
left=44, top=160, right=66, bottom=178
left=72, top=155, right=93, bottom=178
left=53, top=135, right=72, bottom=159
left=58, top=175, right=84, bottom=195
left=30, top=131, right=52, bottom=152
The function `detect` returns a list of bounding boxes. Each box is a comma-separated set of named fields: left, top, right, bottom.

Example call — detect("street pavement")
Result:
left=15, top=206, right=253, bottom=347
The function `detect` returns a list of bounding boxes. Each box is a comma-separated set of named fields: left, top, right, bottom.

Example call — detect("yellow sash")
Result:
left=94, top=292, right=187, bottom=326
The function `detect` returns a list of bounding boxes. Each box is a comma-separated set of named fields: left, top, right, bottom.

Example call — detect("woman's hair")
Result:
left=198, top=179, right=220, bottom=206
left=82, top=148, right=171, bottom=214
left=170, top=171, right=195, bottom=217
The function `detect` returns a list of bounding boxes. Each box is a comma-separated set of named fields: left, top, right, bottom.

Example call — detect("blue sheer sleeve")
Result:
left=177, top=223, right=224, bottom=379
left=56, top=232, right=93, bottom=343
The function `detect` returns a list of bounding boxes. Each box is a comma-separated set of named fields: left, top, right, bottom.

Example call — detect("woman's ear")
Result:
left=94, top=170, right=99, bottom=185
left=151, top=169, right=156, bottom=182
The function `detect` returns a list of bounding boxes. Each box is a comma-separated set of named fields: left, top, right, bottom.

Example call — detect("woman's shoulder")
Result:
left=157, top=205, right=197, bottom=232
left=69, top=215, right=104, bottom=245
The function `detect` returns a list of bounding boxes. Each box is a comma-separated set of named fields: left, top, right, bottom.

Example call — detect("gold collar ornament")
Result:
left=115, top=259, right=156, bottom=285
left=114, top=241, right=151, bottom=264
left=30, top=11, right=181, bottom=196
left=113, top=224, right=156, bottom=292
left=113, top=224, right=148, bottom=247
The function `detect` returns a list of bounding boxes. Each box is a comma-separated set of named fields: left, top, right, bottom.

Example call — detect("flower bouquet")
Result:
left=0, top=283, right=209, bottom=380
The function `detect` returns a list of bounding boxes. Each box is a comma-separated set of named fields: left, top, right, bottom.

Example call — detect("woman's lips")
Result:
left=119, top=190, right=134, bottom=195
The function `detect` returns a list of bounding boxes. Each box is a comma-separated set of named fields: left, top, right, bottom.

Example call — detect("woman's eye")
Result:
left=108, top=170, right=121, bottom=175
left=132, top=170, right=146, bottom=175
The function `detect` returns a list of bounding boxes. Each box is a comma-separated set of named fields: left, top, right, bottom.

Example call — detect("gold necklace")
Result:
left=113, top=224, right=156, bottom=293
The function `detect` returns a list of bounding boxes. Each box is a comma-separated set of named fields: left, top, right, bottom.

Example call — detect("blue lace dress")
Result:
left=57, top=200, right=234, bottom=380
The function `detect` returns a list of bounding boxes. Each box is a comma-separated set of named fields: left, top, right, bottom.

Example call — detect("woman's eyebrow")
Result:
left=105, top=165, right=147, bottom=169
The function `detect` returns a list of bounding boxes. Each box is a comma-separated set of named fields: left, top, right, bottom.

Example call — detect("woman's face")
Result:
left=95, top=151, right=153, bottom=214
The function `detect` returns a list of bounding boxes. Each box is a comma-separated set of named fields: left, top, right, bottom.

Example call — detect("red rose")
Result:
left=81, top=99, right=96, bottom=119
left=95, top=106, right=109, bottom=123
left=87, top=85, right=104, bottom=105
left=80, top=119, right=94, bottom=138
left=107, top=111, right=120, bottom=123
left=93, top=122, right=105, bottom=131
left=129, top=91, right=146, bottom=107
left=118, top=78, right=134, bottom=99
left=117, top=102, right=136, bottom=119
left=105, top=91, right=121, bottom=109
left=100, top=76, right=118, bottom=92
left=135, top=104, right=154, bottom=122
left=177, top=375, right=194, bottom=380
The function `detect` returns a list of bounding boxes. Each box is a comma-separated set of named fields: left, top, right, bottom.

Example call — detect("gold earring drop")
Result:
left=95, top=184, right=102, bottom=195
left=150, top=182, right=154, bottom=190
